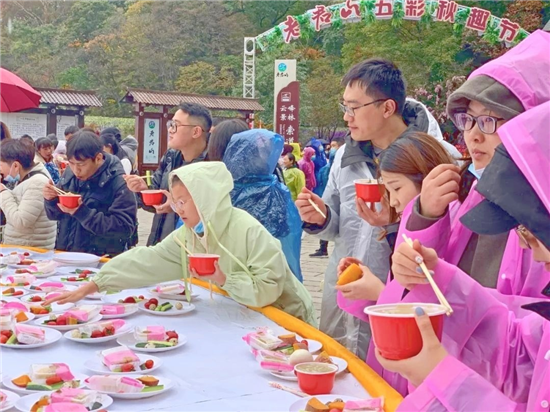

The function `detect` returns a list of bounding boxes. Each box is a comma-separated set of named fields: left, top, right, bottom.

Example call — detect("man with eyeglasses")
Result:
left=295, top=58, right=452, bottom=358
left=124, top=102, right=212, bottom=246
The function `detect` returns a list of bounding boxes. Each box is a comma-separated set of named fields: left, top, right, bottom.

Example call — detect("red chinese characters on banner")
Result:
left=435, top=0, right=458, bottom=23
left=311, top=5, right=332, bottom=31
left=340, top=0, right=361, bottom=20
left=404, top=0, right=425, bottom=20
left=466, top=7, right=491, bottom=32
left=499, top=18, right=520, bottom=42
left=282, top=15, right=300, bottom=43
left=276, top=82, right=300, bottom=144
left=375, top=0, right=393, bottom=19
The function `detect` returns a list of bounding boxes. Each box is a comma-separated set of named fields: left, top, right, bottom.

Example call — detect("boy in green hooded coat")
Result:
left=46, top=162, right=317, bottom=326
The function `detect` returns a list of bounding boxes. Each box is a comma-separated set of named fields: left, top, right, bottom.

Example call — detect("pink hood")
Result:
left=471, top=30, right=550, bottom=111
left=302, top=147, right=315, bottom=161
left=497, top=101, right=550, bottom=214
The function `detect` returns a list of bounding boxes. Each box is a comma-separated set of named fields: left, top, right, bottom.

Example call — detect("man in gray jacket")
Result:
left=296, top=58, right=458, bottom=359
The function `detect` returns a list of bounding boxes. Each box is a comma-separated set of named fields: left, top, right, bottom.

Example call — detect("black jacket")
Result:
left=44, top=153, right=137, bottom=256
left=143, top=149, right=206, bottom=246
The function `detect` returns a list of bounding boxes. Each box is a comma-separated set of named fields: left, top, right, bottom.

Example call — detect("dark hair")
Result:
left=67, top=131, right=103, bottom=161
left=101, top=127, right=122, bottom=143
left=282, top=144, right=293, bottom=156
left=331, top=136, right=345, bottom=147
left=342, top=58, right=407, bottom=116
left=35, top=137, right=54, bottom=150
left=285, top=153, right=297, bottom=166
left=207, top=119, right=248, bottom=161
left=0, top=139, right=35, bottom=169
left=100, top=132, right=127, bottom=161
left=212, top=117, right=224, bottom=127
left=1, top=122, right=12, bottom=141
left=378, top=132, right=455, bottom=227
left=178, top=102, right=213, bottom=133
left=64, top=125, right=79, bottom=136
left=47, top=133, right=58, bottom=149
left=19, top=135, right=35, bottom=148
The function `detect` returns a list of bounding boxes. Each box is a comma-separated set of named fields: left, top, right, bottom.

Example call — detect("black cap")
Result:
left=461, top=144, right=550, bottom=250
left=100, top=127, right=122, bottom=142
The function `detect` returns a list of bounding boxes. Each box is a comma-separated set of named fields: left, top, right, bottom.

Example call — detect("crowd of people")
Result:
left=1, top=28, right=549, bottom=411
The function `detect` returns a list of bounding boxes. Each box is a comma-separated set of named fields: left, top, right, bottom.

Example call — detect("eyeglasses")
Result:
left=339, top=99, right=387, bottom=117
left=166, top=120, right=203, bottom=133
left=454, top=113, right=504, bottom=134
left=170, top=199, right=188, bottom=213
left=515, top=225, right=536, bottom=249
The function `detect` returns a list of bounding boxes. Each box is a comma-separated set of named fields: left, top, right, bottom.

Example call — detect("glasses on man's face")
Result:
left=515, top=225, right=536, bottom=249
left=170, top=199, right=187, bottom=213
left=454, top=113, right=504, bottom=134
left=166, top=120, right=203, bottom=133
left=338, top=99, right=387, bottom=117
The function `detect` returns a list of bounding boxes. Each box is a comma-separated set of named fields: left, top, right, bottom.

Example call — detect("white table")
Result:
left=1, top=283, right=370, bottom=411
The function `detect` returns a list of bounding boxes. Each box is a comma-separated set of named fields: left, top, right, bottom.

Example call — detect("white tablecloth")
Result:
left=1, top=284, right=370, bottom=411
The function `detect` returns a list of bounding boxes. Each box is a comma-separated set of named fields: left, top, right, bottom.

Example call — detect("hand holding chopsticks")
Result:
left=401, top=234, right=453, bottom=315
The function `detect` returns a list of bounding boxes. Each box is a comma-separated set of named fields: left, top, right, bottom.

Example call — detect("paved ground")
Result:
left=137, top=209, right=330, bottom=321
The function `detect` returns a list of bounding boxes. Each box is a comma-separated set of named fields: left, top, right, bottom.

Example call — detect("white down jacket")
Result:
left=0, top=162, right=57, bottom=249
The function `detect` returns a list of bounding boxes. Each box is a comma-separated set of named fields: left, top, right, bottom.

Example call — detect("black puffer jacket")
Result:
left=44, top=153, right=137, bottom=256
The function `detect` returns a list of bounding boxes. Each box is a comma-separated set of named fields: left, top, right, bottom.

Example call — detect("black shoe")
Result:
left=309, top=250, right=328, bottom=257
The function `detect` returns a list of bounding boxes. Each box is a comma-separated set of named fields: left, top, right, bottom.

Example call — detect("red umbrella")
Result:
left=0, top=67, right=41, bottom=112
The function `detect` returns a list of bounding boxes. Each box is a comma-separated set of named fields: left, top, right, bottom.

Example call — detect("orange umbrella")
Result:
left=0, top=67, right=41, bottom=112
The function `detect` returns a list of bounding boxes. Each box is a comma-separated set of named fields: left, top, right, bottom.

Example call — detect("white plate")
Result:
left=84, top=354, right=162, bottom=375
left=47, top=274, right=96, bottom=285
left=0, top=389, right=20, bottom=412
left=1, top=287, right=28, bottom=298
left=298, top=338, right=322, bottom=353
left=289, top=395, right=361, bottom=412
left=137, top=299, right=195, bottom=316
left=149, top=289, right=199, bottom=301
left=55, top=266, right=100, bottom=276
left=25, top=284, right=77, bottom=294
left=270, top=357, right=348, bottom=381
left=87, top=375, right=173, bottom=399
left=0, top=327, right=61, bottom=349
left=22, top=295, right=75, bottom=315
left=53, top=252, right=100, bottom=267
left=100, top=304, right=138, bottom=319
left=14, top=312, right=35, bottom=324
left=3, top=373, right=88, bottom=394
left=14, top=391, right=112, bottom=412
left=63, top=322, right=132, bottom=344
left=100, top=290, right=150, bottom=305
left=116, top=333, right=187, bottom=353
left=34, top=314, right=103, bottom=331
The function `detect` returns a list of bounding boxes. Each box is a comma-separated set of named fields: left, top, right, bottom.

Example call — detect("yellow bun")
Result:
left=336, top=263, right=363, bottom=286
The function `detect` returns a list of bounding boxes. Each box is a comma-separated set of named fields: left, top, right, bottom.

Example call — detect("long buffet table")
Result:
left=1, top=246, right=403, bottom=412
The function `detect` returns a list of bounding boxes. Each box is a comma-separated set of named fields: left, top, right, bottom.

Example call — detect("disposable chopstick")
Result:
left=401, top=234, right=453, bottom=315
left=173, top=235, right=193, bottom=256
left=53, top=186, right=68, bottom=196
left=308, top=199, right=326, bottom=219
left=268, top=381, right=308, bottom=397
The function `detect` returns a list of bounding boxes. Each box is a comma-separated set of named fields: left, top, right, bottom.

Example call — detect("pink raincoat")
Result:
left=337, top=30, right=550, bottom=397
left=298, top=147, right=316, bottom=191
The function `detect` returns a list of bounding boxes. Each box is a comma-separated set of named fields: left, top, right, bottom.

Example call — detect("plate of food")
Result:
left=55, top=266, right=100, bottom=277
left=0, top=389, right=19, bottom=412
left=84, top=374, right=172, bottom=399
left=84, top=349, right=161, bottom=375
left=149, top=281, right=198, bottom=301
left=23, top=294, right=75, bottom=316
left=269, top=352, right=348, bottom=382
left=288, top=396, right=365, bottom=412
left=14, top=389, right=112, bottom=412
left=64, top=319, right=131, bottom=343
left=117, top=327, right=185, bottom=353
left=99, top=303, right=138, bottom=319
left=0, top=325, right=62, bottom=349
left=33, top=305, right=102, bottom=331
left=4, top=364, right=87, bottom=394
left=244, top=329, right=322, bottom=354
left=49, top=271, right=96, bottom=285
left=25, top=281, right=76, bottom=294
left=138, top=298, right=195, bottom=316
left=1, top=287, right=27, bottom=298
left=100, top=291, right=148, bottom=305
left=0, top=301, right=35, bottom=324
left=0, top=273, right=37, bottom=287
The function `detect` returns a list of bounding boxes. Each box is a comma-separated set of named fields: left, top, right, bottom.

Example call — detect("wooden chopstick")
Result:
left=53, top=186, right=68, bottom=196
left=308, top=199, right=326, bottom=219
left=401, top=234, right=453, bottom=315
left=173, top=235, right=194, bottom=256
left=268, top=381, right=308, bottom=397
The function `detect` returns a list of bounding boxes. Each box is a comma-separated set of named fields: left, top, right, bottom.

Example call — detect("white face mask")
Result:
left=468, top=163, right=485, bottom=179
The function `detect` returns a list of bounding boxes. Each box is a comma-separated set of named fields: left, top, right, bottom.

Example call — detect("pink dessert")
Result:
left=101, top=345, right=140, bottom=372
left=135, top=326, right=165, bottom=342
left=100, top=305, right=125, bottom=315
left=50, top=388, right=96, bottom=405
left=86, top=375, right=144, bottom=393
left=2, top=301, right=28, bottom=312
left=118, top=376, right=145, bottom=393
left=343, top=398, right=385, bottom=412
left=43, top=404, right=88, bottom=412
left=15, top=323, right=45, bottom=344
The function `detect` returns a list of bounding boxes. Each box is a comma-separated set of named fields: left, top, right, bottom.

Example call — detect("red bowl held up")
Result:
left=141, top=190, right=164, bottom=206
left=294, top=362, right=338, bottom=395
left=188, top=254, right=220, bottom=276
left=364, top=303, right=447, bottom=360
left=354, top=179, right=384, bottom=203
left=58, top=194, right=81, bottom=208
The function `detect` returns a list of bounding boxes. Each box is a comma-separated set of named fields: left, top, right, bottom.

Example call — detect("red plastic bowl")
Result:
left=141, top=190, right=164, bottom=206
left=364, top=303, right=447, bottom=360
left=354, top=179, right=384, bottom=203
left=59, top=194, right=81, bottom=208
left=294, top=362, right=338, bottom=395
left=188, top=254, right=220, bottom=276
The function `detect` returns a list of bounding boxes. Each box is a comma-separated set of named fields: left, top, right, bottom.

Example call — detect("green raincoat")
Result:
left=93, top=162, right=316, bottom=326
left=283, top=166, right=306, bottom=202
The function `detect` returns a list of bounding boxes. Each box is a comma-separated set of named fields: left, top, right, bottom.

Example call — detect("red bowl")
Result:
left=188, top=254, right=220, bottom=276
left=354, top=179, right=384, bottom=203
left=59, top=194, right=81, bottom=208
left=141, top=190, right=164, bottom=206
left=365, top=303, right=446, bottom=360
left=294, top=362, right=338, bottom=395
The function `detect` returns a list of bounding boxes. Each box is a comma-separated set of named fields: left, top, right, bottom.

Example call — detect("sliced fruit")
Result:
left=46, top=375, right=63, bottom=386
left=15, top=312, right=28, bottom=322
left=0, top=335, right=7, bottom=344
left=2, top=287, right=15, bottom=295
left=137, top=376, right=159, bottom=387
left=12, top=290, right=24, bottom=296
left=121, top=363, right=135, bottom=372
left=6, top=333, right=17, bottom=344
left=123, top=296, right=137, bottom=304
left=12, top=374, right=32, bottom=388
left=30, top=395, right=50, bottom=412
left=141, top=385, right=164, bottom=393
left=26, top=383, right=53, bottom=391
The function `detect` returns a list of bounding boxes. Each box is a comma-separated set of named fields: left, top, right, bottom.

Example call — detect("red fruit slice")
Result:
left=123, top=296, right=136, bottom=304
left=144, top=360, right=154, bottom=369
left=121, top=363, right=135, bottom=372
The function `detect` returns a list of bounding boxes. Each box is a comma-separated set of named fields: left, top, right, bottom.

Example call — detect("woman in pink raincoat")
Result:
left=380, top=101, right=550, bottom=411
left=298, top=147, right=316, bottom=191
